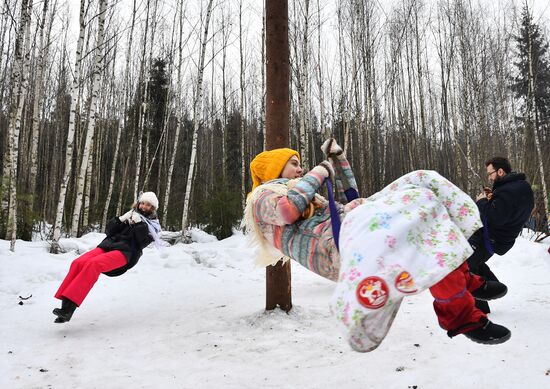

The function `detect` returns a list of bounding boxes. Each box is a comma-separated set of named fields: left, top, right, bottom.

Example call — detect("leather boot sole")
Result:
left=464, top=330, right=511, bottom=345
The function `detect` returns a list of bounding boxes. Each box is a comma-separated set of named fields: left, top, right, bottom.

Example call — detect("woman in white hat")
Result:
left=52, top=192, right=161, bottom=323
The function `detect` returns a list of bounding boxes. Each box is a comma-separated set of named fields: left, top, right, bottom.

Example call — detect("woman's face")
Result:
left=138, top=201, right=155, bottom=215
left=281, top=155, right=303, bottom=179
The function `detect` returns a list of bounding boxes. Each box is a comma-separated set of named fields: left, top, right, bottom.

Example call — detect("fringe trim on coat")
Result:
left=242, top=179, right=327, bottom=267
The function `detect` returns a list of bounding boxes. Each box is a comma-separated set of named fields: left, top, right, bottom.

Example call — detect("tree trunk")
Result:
left=81, top=138, right=94, bottom=230
left=70, top=0, right=107, bottom=237
left=133, top=0, right=153, bottom=200
left=181, top=0, right=214, bottom=232
left=316, top=0, right=327, bottom=139
left=239, top=0, right=247, bottom=209
left=261, top=4, right=267, bottom=150
left=6, top=0, right=32, bottom=251
left=51, top=0, right=87, bottom=252
left=527, top=20, right=549, bottom=223
left=102, top=0, right=137, bottom=231
left=265, top=0, right=291, bottom=312
left=221, top=5, right=230, bottom=178
left=28, top=0, right=50, bottom=214
left=163, top=1, right=187, bottom=227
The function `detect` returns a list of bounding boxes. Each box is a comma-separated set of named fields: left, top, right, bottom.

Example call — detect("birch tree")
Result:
left=163, top=0, right=187, bottom=225
left=6, top=0, right=32, bottom=251
left=134, top=0, right=159, bottom=200
left=102, top=0, right=138, bottom=231
left=70, top=0, right=107, bottom=237
left=291, top=0, right=310, bottom=170
left=239, top=0, right=247, bottom=208
left=51, top=0, right=87, bottom=252
left=28, top=0, right=52, bottom=213
left=181, top=0, right=215, bottom=232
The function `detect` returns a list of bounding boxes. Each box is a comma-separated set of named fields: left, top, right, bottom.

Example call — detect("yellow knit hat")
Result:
left=250, top=148, right=300, bottom=190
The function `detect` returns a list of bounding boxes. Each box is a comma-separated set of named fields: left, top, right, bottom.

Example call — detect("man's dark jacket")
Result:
left=475, top=172, right=534, bottom=253
left=98, top=216, right=153, bottom=277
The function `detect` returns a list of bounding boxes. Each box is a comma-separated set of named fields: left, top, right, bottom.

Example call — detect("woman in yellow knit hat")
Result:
left=244, top=139, right=511, bottom=352
left=249, top=148, right=302, bottom=190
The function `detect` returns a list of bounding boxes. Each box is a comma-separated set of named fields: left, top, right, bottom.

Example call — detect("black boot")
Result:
left=53, top=298, right=77, bottom=323
left=463, top=318, right=511, bottom=345
left=471, top=280, right=507, bottom=301
left=475, top=299, right=491, bottom=314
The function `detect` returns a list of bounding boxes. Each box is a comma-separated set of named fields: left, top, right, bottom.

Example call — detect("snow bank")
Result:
left=1, top=231, right=549, bottom=388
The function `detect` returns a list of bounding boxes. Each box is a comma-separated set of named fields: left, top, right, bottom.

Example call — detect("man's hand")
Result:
left=476, top=192, right=487, bottom=201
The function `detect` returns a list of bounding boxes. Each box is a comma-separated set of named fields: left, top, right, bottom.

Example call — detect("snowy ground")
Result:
left=1, top=230, right=549, bottom=389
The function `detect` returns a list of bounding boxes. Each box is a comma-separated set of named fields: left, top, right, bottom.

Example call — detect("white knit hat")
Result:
left=138, top=191, right=159, bottom=209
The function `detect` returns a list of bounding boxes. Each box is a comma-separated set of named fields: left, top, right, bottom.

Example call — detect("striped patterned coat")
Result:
left=251, top=155, right=361, bottom=281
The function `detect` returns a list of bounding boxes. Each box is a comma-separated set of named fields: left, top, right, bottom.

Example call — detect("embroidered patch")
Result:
left=356, top=276, right=389, bottom=309
left=395, top=271, right=418, bottom=294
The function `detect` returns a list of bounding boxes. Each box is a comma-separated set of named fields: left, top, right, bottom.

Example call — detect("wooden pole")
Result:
left=265, top=0, right=292, bottom=312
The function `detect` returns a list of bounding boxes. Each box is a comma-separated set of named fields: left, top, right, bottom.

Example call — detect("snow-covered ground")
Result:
left=1, top=230, right=549, bottom=389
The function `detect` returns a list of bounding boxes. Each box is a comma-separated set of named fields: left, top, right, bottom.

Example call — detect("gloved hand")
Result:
left=118, top=210, right=134, bottom=222
left=130, top=212, right=142, bottom=224
left=321, top=138, right=344, bottom=158
left=310, top=160, right=335, bottom=182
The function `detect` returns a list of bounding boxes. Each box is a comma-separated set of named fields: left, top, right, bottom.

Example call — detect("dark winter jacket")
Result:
left=475, top=172, right=534, bottom=253
left=98, top=214, right=154, bottom=277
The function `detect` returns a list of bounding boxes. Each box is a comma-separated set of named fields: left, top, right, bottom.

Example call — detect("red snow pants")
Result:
left=429, top=262, right=486, bottom=334
left=55, top=247, right=127, bottom=306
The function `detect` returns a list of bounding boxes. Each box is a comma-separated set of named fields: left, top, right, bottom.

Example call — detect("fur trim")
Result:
left=242, top=179, right=327, bottom=267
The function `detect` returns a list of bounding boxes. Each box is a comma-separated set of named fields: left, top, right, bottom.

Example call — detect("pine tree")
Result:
left=511, top=4, right=550, bottom=235
left=512, top=5, right=550, bottom=123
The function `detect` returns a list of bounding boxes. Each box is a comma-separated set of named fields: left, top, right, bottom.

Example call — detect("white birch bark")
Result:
left=7, top=0, right=32, bottom=251
left=102, top=114, right=123, bottom=229
left=28, top=0, right=50, bottom=206
left=181, top=0, right=214, bottom=232
left=81, top=138, right=94, bottom=229
left=116, top=128, right=135, bottom=216
left=316, top=0, right=328, bottom=139
left=142, top=0, right=159, bottom=191
left=261, top=3, right=266, bottom=150
left=133, top=0, right=157, bottom=200
left=156, top=8, right=180, bottom=199
left=239, top=0, right=246, bottom=209
left=292, top=0, right=310, bottom=170
left=163, top=0, right=187, bottom=225
left=51, top=0, right=87, bottom=252
left=221, top=6, right=229, bottom=178
left=70, top=0, right=107, bottom=237
left=2, top=0, right=27, bottom=218
left=102, top=0, right=137, bottom=231
left=337, top=3, right=350, bottom=153
left=0, top=1, right=8, bottom=100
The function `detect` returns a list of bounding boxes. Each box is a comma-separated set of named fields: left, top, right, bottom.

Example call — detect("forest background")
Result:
left=1, top=0, right=549, bottom=251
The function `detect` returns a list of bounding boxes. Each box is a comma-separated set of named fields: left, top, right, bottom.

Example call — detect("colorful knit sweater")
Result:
left=250, top=155, right=360, bottom=281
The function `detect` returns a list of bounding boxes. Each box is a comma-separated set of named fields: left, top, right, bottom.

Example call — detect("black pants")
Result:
left=467, top=244, right=499, bottom=281
left=467, top=230, right=513, bottom=283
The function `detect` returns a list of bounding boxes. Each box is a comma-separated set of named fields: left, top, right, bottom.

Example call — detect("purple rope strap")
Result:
left=481, top=214, right=495, bottom=256
left=325, top=178, right=341, bottom=251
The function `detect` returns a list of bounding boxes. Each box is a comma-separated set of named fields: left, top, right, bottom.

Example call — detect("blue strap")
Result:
left=481, top=214, right=495, bottom=256
left=326, top=178, right=342, bottom=251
